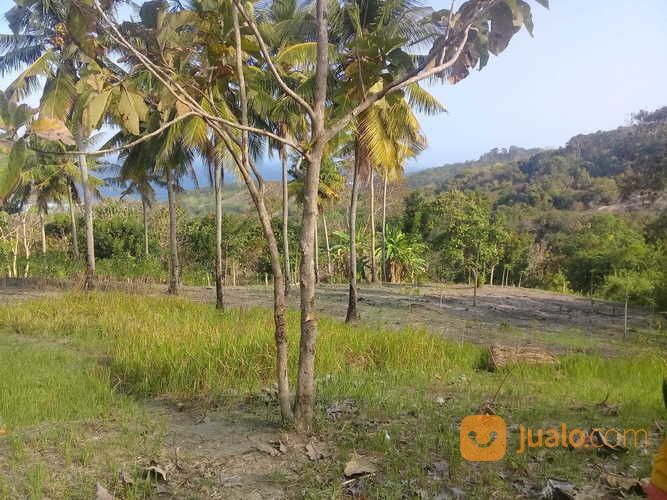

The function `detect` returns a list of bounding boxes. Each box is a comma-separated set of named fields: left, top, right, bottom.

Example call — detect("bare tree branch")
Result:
left=231, top=0, right=316, bottom=121
left=92, top=0, right=305, bottom=155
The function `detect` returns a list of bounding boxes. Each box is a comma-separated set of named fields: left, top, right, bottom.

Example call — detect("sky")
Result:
left=408, top=0, right=667, bottom=172
left=0, top=0, right=666, bottom=182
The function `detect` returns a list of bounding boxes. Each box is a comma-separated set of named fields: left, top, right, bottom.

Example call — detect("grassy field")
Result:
left=0, top=291, right=664, bottom=498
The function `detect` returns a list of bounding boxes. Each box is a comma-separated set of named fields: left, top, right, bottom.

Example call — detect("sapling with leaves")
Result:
left=602, top=270, right=654, bottom=339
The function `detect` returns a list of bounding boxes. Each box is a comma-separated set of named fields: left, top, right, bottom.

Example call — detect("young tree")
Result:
left=603, top=270, right=654, bottom=339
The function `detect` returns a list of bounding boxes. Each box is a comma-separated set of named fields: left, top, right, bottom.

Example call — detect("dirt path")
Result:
left=146, top=402, right=306, bottom=499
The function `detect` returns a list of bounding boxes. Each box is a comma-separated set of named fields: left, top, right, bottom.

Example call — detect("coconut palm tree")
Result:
left=107, top=148, right=158, bottom=259
left=328, top=0, right=444, bottom=321
left=0, top=0, right=126, bottom=289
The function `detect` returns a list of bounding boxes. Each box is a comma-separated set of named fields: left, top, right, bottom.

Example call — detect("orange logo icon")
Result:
left=460, top=415, right=507, bottom=461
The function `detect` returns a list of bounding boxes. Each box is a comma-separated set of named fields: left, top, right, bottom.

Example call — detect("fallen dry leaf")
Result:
left=269, top=439, right=288, bottom=454
left=344, top=453, right=378, bottom=478
left=255, top=442, right=280, bottom=456
left=603, top=473, right=643, bottom=495
left=589, top=429, right=628, bottom=454
left=540, top=478, right=576, bottom=499
left=143, top=461, right=167, bottom=482
left=305, top=440, right=330, bottom=461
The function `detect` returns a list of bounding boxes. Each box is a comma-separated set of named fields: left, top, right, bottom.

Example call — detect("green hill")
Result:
left=407, top=107, right=667, bottom=212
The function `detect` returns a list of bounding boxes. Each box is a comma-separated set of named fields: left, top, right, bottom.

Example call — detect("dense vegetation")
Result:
left=399, top=108, right=667, bottom=311
left=4, top=109, right=665, bottom=313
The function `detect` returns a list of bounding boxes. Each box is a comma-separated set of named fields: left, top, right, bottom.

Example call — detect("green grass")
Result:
left=0, top=335, right=117, bottom=429
left=0, top=292, right=665, bottom=498
left=0, top=321, right=163, bottom=498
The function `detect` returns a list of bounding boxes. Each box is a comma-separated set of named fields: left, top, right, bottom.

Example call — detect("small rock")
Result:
left=95, top=483, right=115, bottom=500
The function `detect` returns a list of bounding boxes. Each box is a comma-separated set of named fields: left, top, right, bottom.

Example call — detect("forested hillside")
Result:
left=407, top=145, right=544, bottom=190
left=408, top=107, right=667, bottom=212
left=396, top=107, right=667, bottom=310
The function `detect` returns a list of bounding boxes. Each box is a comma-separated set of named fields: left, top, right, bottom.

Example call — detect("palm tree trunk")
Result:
left=346, top=145, right=361, bottom=322
left=280, top=145, right=291, bottom=296
left=166, top=168, right=180, bottom=295
left=369, top=169, right=377, bottom=283
left=39, top=211, right=46, bottom=255
left=214, top=161, right=224, bottom=310
left=323, top=211, right=332, bottom=279
left=382, top=172, right=387, bottom=283
left=76, top=136, right=95, bottom=290
left=141, top=197, right=149, bottom=257
left=67, top=184, right=80, bottom=259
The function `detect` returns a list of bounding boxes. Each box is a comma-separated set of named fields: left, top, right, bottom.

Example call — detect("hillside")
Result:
left=407, top=145, right=544, bottom=190
left=408, top=107, right=667, bottom=212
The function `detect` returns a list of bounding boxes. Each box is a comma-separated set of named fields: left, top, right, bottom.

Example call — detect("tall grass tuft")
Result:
left=0, top=292, right=664, bottom=419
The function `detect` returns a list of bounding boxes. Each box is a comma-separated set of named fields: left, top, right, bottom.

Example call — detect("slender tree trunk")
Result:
left=214, top=161, right=225, bottom=310
left=323, top=211, right=332, bottom=279
left=166, top=168, right=180, bottom=295
left=314, top=214, right=320, bottom=284
left=39, top=211, right=46, bottom=255
left=473, top=269, right=478, bottom=307
left=22, top=218, right=30, bottom=278
left=295, top=0, right=328, bottom=432
left=489, top=265, right=495, bottom=286
left=346, top=144, right=361, bottom=322
left=280, top=144, right=291, bottom=296
left=369, top=169, right=377, bottom=283
left=295, top=146, right=324, bottom=431
left=381, top=172, right=387, bottom=283
left=11, top=230, right=18, bottom=278
left=231, top=9, right=291, bottom=422
left=76, top=136, right=95, bottom=290
left=67, top=184, right=80, bottom=259
left=141, top=197, right=149, bottom=257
